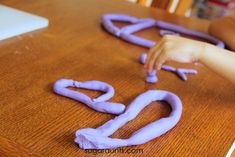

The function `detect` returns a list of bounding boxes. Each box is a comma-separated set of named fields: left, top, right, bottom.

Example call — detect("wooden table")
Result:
left=0, top=0, right=234, bottom=156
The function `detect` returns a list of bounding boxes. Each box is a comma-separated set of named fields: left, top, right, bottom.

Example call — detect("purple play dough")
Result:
left=146, top=69, right=158, bottom=83
left=75, top=90, right=182, bottom=149
left=139, top=52, right=147, bottom=64
left=176, top=68, right=198, bottom=81
left=159, top=29, right=180, bottom=36
left=161, top=65, right=176, bottom=71
left=120, top=19, right=156, bottom=47
left=102, top=13, right=225, bottom=48
left=162, top=66, right=197, bottom=81
left=53, top=79, right=125, bottom=115
left=102, top=14, right=151, bottom=37
left=139, top=53, right=158, bottom=83
left=155, top=21, right=225, bottom=48
left=139, top=52, right=197, bottom=82
left=102, top=14, right=138, bottom=36
left=121, top=18, right=156, bottom=34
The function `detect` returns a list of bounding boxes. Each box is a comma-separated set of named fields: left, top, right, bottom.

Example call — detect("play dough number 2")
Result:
left=54, top=79, right=182, bottom=149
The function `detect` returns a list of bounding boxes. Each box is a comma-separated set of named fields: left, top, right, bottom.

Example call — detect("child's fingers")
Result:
left=147, top=45, right=164, bottom=72
left=145, top=39, right=164, bottom=67
left=145, top=47, right=157, bottom=68
left=154, top=53, right=168, bottom=70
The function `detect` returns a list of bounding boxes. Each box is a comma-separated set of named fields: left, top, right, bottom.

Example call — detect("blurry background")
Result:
left=127, top=0, right=235, bottom=19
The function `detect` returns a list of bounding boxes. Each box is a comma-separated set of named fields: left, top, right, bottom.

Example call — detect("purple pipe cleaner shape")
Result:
left=102, top=13, right=225, bottom=48
left=75, top=90, right=182, bottom=149
left=53, top=79, right=125, bottom=115
left=139, top=52, right=197, bottom=82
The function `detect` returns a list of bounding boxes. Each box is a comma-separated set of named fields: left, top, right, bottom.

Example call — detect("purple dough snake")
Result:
left=102, top=13, right=225, bottom=48
left=155, top=20, right=225, bottom=48
left=53, top=79, right=125, bottom=115
left=75, top=90, right=182, bottom=149
left=145, top=69, right=158, bottom=83
left=159, top=29, right=180, bottom=36
left=102, top=14, right=152, bottom=37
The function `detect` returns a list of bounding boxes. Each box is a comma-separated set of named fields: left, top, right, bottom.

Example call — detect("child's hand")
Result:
left=145, top=35, right=206, bottom=73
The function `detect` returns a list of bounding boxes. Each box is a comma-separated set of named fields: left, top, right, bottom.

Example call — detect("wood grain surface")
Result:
left=0, top=0, right=234, bottom=156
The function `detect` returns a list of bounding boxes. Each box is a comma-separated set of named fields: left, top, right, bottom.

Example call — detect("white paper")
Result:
left=0, top=5, right=49, bottom=40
